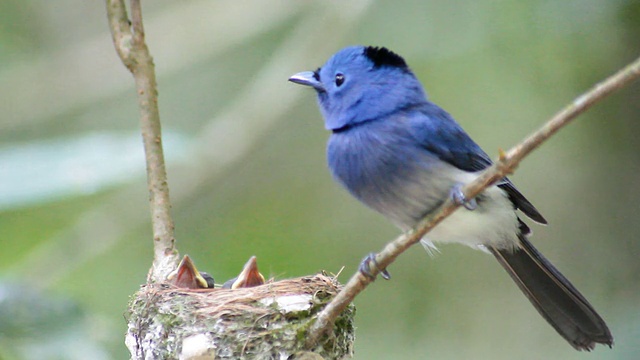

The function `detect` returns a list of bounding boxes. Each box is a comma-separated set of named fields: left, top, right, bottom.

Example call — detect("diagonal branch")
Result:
left=306, top=54, right=640, bottom=346
left=106, top=0, right=177, bottom=283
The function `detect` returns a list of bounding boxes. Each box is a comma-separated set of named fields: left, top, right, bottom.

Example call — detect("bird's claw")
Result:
left=359, top=253, right=391, bottom=280
left=451, top=184, right=477, bottom=211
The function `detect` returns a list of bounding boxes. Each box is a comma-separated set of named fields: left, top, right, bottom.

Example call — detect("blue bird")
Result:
left=289, top=46, right=612, bottom=350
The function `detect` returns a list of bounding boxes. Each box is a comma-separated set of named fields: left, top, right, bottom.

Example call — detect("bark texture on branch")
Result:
left=106, top=0, right=178, bottom=284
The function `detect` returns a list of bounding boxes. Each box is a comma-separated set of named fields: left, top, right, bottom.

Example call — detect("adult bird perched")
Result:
left=289, top=46, right=613, bottom=350
left=166, top=255, right=215, bottom=289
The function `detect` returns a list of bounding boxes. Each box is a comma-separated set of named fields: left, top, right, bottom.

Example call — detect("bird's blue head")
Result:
left=289, top=46, right=427, bottom=131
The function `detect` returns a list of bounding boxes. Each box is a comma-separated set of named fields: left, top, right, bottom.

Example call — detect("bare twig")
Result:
left=106, top=0, right=177, bottom=282
left=306, top=55, right=640, bottom=346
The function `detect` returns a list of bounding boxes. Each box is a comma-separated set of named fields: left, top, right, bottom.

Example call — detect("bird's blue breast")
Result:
left=327, top=117, right=457, bottom=228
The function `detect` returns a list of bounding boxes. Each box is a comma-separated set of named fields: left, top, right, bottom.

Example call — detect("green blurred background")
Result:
left=1, top=0, right=639, bottom=359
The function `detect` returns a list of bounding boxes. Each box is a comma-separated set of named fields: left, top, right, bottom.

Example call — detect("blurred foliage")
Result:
left=0, top=0, right=638, bottom=359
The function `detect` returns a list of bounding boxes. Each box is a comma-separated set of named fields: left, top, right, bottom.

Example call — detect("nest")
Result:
left=125, top=273, right=355, bottom=360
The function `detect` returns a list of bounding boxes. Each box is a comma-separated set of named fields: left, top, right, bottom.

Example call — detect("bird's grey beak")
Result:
left=288, top=71, right=325, bottom=92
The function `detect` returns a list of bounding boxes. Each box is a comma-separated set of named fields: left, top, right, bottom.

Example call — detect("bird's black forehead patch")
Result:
left=363, top=46, right=407, bottom=69
left=313, top=67, right=321, bottom=81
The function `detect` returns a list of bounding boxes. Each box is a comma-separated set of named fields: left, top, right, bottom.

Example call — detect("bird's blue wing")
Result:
left=407, top=103, right=492, bottom=172
left=407, top=103, right=547, bottom=224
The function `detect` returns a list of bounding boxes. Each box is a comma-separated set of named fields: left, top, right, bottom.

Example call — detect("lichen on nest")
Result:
left=126, top=273, right=355, bottom=360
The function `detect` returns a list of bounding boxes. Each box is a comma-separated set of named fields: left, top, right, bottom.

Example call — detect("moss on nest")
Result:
left=125, top=274, right=355, bottom=359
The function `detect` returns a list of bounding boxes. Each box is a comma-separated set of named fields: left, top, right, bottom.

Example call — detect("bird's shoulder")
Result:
left=402, top=102, right=492, bottom=173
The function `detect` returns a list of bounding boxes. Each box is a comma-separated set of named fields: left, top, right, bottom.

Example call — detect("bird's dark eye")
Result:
left=335, top=73, right=345, bottom=87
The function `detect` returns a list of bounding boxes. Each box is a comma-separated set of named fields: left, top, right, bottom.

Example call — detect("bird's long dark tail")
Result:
left=490, top=235, right=613, bottom=351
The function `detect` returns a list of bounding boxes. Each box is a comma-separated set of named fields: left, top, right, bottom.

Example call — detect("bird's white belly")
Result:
left=425, top=183, right=519, bottom=250
left=380, top=167, right=520, bottom=252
